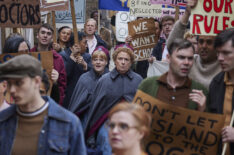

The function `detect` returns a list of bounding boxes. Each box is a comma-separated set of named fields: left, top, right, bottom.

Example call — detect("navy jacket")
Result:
left=84, top=68, right=143, bottom=138
left=68, top=68, right=109, bottom=126
left=152, top=37, right=166, bottom=61
left=209, top=72, right=234, bottom=154
left=60, top=48, right=92, bottom=108
left=0, top=96, right=87, bottom=155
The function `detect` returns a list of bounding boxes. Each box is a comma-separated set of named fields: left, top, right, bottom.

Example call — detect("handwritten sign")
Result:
left=128, top=18, right=157, bottom=61
left=0, top=52, right=53, bottom=78
left=130, top=0, right=162, bottom=17
left=0, top=0, right=41, bottom=28
left=133, top=90, right=225, bottom=155
left=40, top=0, right=69, bottom=11
left=155, top=7, right=185, bottom=21
left=190, top=0, right=234, bottom=36
left=55, top=0, right=85, bottom=23
left=150, top=0, right=187, bottom=6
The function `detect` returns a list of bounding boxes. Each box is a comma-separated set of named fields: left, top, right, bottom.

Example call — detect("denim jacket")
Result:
left=0, top=96, right=87, bottom=155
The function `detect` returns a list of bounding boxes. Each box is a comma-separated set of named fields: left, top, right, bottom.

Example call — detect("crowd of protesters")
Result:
left=0, top=0, right=234, bottom=154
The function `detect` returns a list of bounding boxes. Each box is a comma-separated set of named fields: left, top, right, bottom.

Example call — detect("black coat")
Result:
left=209, top=72, right=234, bottom=155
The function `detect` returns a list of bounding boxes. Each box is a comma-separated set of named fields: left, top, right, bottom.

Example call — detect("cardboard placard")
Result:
left=0, top=52, right=53, bottom=78
left=130, top=0, right=162, bottom=17
left=0, top=0, right=41, bottom=28
left=133, top=90, right=225, bottom=155
left=150, top=0, right=187, bottom=6
left=40, top=0, right=69, bottom=11
left=190, top=0, right=234, bottom=36
left=128, top=18, right=157, bottom=61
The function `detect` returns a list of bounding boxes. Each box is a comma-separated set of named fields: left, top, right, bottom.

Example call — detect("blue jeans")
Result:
left=96, top=123, right=112, bottom=155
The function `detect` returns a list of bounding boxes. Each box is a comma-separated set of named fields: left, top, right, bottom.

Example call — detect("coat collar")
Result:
left=110, top=68, right=133, bottom=80
left=0, top=96, right=73, bottom=123
left=90, top=68, right=109, bottom=80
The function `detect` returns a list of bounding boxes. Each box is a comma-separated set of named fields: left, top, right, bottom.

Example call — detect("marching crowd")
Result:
left=0, top=0, right=234, bottom=154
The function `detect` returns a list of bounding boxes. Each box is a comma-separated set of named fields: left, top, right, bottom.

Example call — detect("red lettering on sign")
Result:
left=225, top=0, right=233, bottom=13
left=214, top=0, right=224, bottom=13
left=214, top=16, right=222, bottom=34
left=204, top=16, right=213, bottom=33
left=203, top=0, right=212, bottom=12
left=223, top=17, right=230, bottom=30
left=192, top=14, right=203, bottom=34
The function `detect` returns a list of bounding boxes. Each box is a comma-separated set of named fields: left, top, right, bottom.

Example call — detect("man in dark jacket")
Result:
left=0, top=55, right=86, bottom=154
left=209, top=28, right=234, bottom=155
left=31, top=23, right=67, bottom=105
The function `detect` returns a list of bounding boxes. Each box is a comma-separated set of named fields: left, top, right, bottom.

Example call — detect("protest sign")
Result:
left=133, top=90, right=225, bottom=155
left=0, top=52, right=53, bottom=78
left=155, top=7, right=185, bottom=21
left=128, top=18, right=157, bottom=61
left=40, top=0, right=69, bottom=11
left=116, top=11, right=136, bottom=42
left=190, top=0, right=234, bottom=36
left=150, top=0, right=187, bottom=6
left=0, top=0, right=41, bottom=28
left=55, top=0, right=85, bottom=23
left=130, top=0, right=162, bottom=17
left=147, top=60, right=169, bottom=77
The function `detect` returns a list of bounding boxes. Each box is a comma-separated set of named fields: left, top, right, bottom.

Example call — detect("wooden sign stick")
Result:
left=70, top=0, right=79, bottom=45
left=52, top=11, right=57, bottom=43
left=175, top=5, right=180, bottom=21
left=222, top=110, right=234, bottom=155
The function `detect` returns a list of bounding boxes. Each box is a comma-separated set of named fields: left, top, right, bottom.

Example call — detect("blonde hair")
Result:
left=92, top=50, right=108, bottom=61
left=184, top=31, right=196, bottom=40
left=85, top=18, right=97, bottom=28
left=112, top=47, right=135, bottom=63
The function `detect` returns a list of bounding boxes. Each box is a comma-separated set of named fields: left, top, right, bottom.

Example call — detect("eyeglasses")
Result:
left=198, top=39, right=213, bottom=46
left=105, top=122, right=138, bottom=133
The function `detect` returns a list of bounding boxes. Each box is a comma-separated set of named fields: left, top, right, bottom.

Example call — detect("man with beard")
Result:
left=138, top=39, right=207, bottom=111
left=166, top=0, right=221, bottom=89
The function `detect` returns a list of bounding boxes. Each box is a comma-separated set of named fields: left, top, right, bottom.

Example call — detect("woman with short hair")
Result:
left=68, top=46, right=109, bottom=128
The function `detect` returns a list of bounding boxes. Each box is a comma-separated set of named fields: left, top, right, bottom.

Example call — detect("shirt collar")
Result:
left=110, top=68, right=133, bottom=80
left=157, top=72, right=191, bottom=88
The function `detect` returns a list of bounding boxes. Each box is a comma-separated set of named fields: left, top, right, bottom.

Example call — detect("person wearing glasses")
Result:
left=107, top=103, right=151, bottom=155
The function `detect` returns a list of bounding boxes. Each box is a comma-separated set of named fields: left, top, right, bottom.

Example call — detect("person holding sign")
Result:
left=30, top=24, right=67, bottom=106
left=53, top=26, right=73, bottom=53
left=166, top=0, right=221, bottom=89
left=107, top=103, right=151, bottom=155
left=85, top=44, right=142, bottom=154
left=138, top=39, right=207, bottom=111
left=0, top=55, right=86, bottom=154
left=209, top=28, right=234, bottom=155
left=68, top=46, right=109, bottom=128
left=60, top=32, right=92, bottom=108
